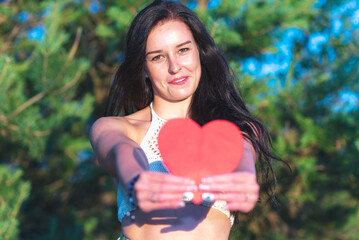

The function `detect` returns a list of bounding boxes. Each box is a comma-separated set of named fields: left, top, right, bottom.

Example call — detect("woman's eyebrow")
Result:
left=176, top=40, right=192, bottom=48
left=146, top=40, right=192, bottom=56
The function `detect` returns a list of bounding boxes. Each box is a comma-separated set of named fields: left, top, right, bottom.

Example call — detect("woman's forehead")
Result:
left=146, top=20, right=195, bottom=51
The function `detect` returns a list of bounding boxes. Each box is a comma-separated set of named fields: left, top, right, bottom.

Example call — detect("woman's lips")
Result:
left=169, top=76, right=189, bottom=85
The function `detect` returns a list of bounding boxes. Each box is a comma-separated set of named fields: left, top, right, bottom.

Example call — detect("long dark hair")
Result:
left=105, top=0, right=286, bottom=206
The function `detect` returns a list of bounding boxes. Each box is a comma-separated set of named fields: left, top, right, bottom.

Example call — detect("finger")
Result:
left=199, top=182, right=259, bottom=193
left=209, top=192, right=259, bottom=203
left=137, top=172, right=196, bottom=189
left=137, top=192, right=185, bottom=203
left=141, top=172, right=195, bottom=184
left=136, top=180, right=197, bottom=193
left=136, top=174, right=197, bottom=192
left=202, top=172, right=256, bottom=183
left=202, top=172, right=256, bottom=184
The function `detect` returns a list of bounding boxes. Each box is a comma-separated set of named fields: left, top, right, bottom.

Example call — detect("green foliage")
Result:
left=229, top=1, right=359, bottom=238
left=0, top=0, right=101, bottom=239
left=0, top=1, right=91, bottom=160
left=198, top=0, right=316, bottom=57
left=0, top=166, right=31, bottom=240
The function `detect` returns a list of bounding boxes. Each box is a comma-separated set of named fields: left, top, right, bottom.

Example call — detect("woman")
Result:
left=90, top=1, right=282, bottom=239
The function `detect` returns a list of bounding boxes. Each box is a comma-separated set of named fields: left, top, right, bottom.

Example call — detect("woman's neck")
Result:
left=152, top=97, right=191, bottom=120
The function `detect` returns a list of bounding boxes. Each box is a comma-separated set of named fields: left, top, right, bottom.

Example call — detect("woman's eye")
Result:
left=152, top=55, right=162, bottom=61
left=179, top=48, right=189, bottom=53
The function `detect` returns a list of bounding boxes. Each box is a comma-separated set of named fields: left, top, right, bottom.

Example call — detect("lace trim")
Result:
left=200, top=201, right=235, bottom=225
left=139, top=103, right=166, bottom=164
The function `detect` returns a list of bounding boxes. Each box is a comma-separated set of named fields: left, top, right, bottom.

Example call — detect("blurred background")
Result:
left=0, top=0, right=358, bottom=239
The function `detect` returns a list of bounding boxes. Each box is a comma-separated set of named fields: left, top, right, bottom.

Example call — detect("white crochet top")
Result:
left=139, top=103, right=166, bottom=164
left=139, top=103, right=235, bottom=225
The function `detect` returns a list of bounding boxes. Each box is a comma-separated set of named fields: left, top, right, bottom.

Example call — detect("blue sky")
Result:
left=241, top=0, right=359, bottom=76
left=238, top=0, right=359, bottom=112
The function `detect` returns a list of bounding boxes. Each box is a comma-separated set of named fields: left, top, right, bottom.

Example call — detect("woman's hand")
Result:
left=134, top=171, right=197, bottom=212
left=199, top=172, right=259, bottom=213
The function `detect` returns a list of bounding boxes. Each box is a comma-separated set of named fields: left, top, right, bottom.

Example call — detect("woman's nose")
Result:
left=168, top=55, right=182, bottom=74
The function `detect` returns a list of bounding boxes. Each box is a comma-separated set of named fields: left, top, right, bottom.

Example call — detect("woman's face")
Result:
left=145, top=19, right=201, bottom=103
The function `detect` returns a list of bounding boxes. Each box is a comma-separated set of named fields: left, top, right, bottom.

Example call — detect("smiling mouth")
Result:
left=170, top=76, right=188, bottom=85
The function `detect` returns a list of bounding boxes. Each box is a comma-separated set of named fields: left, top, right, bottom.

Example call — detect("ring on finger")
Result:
left=150, top=193, right=156, bottom=203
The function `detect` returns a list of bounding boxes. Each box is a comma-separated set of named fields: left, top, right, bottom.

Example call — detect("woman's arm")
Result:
left=90, top=117, right=145, bottom=187
left=90, top=117, right=196, bottom=211
left=235, top=140, right=257, bottom=174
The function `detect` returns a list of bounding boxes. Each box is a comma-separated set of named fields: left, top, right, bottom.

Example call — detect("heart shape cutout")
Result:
left=158, top=118, right=244, bottom=204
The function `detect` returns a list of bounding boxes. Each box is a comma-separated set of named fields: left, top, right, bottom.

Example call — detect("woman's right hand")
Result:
left=134, top=171, right=197, bottom=212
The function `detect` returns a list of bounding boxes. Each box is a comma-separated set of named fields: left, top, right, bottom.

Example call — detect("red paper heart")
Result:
left=158, top=118, right=244, bottom=204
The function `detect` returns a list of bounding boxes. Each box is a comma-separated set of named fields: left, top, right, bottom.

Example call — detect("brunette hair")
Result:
left=105, top=0, right=285, bottom=206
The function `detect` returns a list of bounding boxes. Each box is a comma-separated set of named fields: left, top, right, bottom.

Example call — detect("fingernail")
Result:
left=183, top=192, right=194, bottom=201
left=199, top=184, right=209, bottom=190
left=202, top=193, right=214, bottom=202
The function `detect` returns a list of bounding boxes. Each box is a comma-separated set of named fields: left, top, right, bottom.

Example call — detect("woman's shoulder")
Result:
left=124, top=106, right=151, bottom=126
left=93, top=107, right=150, bottom=127
left=92, top=106, right=151, bottom=144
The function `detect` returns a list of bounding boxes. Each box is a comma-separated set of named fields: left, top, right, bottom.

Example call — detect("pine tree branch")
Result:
left=10, top=180, right=29, bottom=218
left=97, top=62, right=115, bottom=73
left=51, top=71, right=82, bottom=95
left=42, top=53, right=49, bottom=86
left=0, top=114, right=19, bottom=136
left=253, top=25, right=276, bottom=37
left=210, top=22, right=218, bottom=37
left=1, top=113, right=51, bottom=137
left=0, top=25, right=22, bottom=55
left=54, top=27, right=82, bottom=84
left=33, top=130, right=52, bottom=137
left=198, top=0, right=209, bottom=11
left=90, top=67, right=108, bottom=105
left=8, top=91, right=47, bottom=121
left=122, top=0, right=146, bottom=15
left=0, top=15, right=6, bottom=25
left=6, top=68, right=82, bottom=122
left=67, top=28, right=82, bottom=62
left=0, top=57, right=11, bottom=86
left=3, top=67, right=82, bottom=134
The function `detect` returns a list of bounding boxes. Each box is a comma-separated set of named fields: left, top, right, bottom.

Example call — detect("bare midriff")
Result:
left=122, top=204, right=231, bottom=240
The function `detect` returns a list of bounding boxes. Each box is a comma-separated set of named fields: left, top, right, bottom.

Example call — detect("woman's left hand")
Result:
left=198, top=172, right=259, bottom=213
